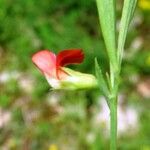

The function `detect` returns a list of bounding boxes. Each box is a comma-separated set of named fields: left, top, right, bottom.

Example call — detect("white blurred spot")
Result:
left=0, top=108, right=11, bottom=128
left=131, top=37, right=143, bottom=50
left=137, top=79, right=150, bottom=98
left=0, top=71, right=20, bottom=83
left=93, top=96, right=139, bottom=136
left=18, top=74, right=35, bottom=93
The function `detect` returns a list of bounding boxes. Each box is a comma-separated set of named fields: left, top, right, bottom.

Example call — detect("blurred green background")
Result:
left=0, top=0, right=150, bottom=150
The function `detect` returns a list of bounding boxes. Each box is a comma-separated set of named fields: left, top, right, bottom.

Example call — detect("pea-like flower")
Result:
left=32, top=49, right=97, bottom=90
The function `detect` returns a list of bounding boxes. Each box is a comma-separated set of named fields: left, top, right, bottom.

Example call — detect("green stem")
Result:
left=110, top=96, right=117, bottom=150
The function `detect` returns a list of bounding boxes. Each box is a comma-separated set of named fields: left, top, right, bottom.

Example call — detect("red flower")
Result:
left=32, top=49, right=84, bottom=80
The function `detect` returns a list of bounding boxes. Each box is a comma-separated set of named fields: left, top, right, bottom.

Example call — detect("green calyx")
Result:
left=59, top=67, right=98, bottom=90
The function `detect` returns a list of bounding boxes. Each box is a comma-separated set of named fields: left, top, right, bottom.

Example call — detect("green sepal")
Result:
left=59, top=68, right=98, bottom=90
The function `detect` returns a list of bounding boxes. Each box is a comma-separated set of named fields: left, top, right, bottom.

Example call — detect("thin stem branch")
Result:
left=109, top=63, right=119, bottom=150
left=110, top=96, right=117, bottom=150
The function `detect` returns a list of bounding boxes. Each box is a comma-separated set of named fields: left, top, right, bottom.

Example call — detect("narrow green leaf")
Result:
left=96, top=0, right=117, bottom=68
left=117, top=0, right=137, bottom=64
left=95, top=58, right=109, bottom=97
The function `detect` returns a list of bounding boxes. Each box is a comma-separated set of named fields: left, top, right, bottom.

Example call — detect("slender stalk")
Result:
left=109, top=63, right=119, bottom=150
left=96, top=0, right=137, bottom=149
left=110, top=96, right=117, bottom=150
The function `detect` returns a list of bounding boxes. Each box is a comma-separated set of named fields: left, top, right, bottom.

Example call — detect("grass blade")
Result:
left=96, top=0, right=117, bottom=68
left=117, top=0, right=137, bottom=64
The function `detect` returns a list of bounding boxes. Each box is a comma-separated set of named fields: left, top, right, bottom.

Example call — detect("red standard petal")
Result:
left=56, top=49, right=84, bottom=67
left=56, top=49, right=84, bottom=79
left=32, top=50, right=56, bottom=77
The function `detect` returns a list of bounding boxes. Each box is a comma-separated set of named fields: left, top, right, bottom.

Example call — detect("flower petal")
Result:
left=56, top=49, right=84, bottom=79
left=56, top=49, right=84, bottom=67
left=32, top=50, right=56, bottom=77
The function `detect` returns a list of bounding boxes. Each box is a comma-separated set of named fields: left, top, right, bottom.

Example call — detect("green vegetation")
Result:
left=0, top=0, right=150, bottom=149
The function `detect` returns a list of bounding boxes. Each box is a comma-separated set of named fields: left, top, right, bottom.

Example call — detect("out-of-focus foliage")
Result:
left=0, top=0, right=150, bottom=150
left=0, top=0, right=107, bottom=72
